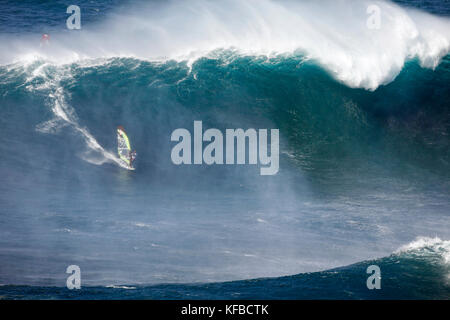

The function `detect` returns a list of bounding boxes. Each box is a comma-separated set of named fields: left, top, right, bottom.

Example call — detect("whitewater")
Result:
left=0, top=0, right=449, bottom=299
left=1, top=0, right=449, bottom=89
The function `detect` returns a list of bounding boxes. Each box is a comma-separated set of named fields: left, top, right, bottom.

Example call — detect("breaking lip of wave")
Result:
left=395, top=236, right=450, bottom=265
left=1, top=0, right=450, bottom=90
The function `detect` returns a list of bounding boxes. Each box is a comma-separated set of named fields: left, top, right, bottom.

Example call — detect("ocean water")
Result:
left=0, top=0, right=449, bottom=299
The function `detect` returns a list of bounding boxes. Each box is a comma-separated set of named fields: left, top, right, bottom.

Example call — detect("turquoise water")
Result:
left=0, top=0, right=449, bottom=299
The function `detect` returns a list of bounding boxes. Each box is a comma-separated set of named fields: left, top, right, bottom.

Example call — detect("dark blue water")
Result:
left=0, top=0, right=449, bottom=299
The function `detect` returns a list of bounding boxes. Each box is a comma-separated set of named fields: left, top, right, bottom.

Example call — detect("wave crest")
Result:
left=1, top=0, right=449, bottom=90
left=396, top=237, right=450, bottom=265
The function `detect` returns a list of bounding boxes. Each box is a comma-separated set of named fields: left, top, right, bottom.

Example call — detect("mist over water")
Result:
left=0, top=0, right=449, bottom=292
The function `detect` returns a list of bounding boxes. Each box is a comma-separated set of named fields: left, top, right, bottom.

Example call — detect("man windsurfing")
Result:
left=117, top=126, right=136, bottom=170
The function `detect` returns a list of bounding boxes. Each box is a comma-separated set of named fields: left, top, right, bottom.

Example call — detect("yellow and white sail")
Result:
left=117, top=126, right=132, bottom=168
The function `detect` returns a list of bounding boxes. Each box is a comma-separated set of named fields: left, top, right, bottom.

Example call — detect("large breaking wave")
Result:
left=0, top=0, right=449, bottom=293
left=1, top=0, right=450, bottom=89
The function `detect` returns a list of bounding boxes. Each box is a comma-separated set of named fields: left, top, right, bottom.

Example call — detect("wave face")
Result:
left=0, top=0, right=450, bottom=298
left=1, top=237, right=449, bottom=299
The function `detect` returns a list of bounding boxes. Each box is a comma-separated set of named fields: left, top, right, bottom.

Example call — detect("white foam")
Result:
left=23, top=62, right=127, bottom=169
left=396, top=236, right=450, bottom=265
left=105, top=285, right=136, bottom=290
left=135, top=222, right=152, bottom=228
left=1, top=0, right=449, bottom=89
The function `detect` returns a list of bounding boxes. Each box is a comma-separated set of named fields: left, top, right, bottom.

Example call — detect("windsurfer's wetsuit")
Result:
left=129, top=150, right=136, bottom=167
